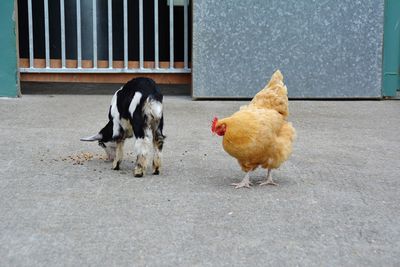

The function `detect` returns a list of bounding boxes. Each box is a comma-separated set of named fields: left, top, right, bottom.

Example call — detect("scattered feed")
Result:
left=61, top=152, right=108, bottom=165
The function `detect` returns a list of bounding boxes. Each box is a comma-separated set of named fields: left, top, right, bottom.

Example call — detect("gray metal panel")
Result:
left=192, top=0, right=384, bottom=98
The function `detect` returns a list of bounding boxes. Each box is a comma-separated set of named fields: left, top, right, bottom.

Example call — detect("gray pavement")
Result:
left=0, top=95, right=399, bottom=266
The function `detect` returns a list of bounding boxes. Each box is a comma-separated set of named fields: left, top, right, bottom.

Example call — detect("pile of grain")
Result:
left=61, top=152, right=108, bottom=165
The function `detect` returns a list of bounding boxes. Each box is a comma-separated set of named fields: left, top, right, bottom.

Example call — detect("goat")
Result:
left=80, top=77, right=165, bottom=177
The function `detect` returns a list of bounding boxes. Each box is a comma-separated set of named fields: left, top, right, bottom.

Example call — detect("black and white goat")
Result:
left=81, top=77, right=165, bottom=177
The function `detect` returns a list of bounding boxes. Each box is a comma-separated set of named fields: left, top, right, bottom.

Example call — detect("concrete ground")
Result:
left=0, top=95, right=399, bottom=266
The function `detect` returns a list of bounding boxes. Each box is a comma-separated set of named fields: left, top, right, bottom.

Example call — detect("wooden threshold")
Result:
left=19, top=58, right=191, bottom=84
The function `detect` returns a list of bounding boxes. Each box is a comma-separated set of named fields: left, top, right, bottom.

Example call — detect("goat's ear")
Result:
left=80, top=133, right=103, bottom=142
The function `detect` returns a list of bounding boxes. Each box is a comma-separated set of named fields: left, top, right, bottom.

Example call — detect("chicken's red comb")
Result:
left=211, top=117, right=218, bottom=133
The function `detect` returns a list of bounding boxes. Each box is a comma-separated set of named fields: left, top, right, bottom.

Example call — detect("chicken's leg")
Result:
left=259, top=169, right=278, bottom=186
left=231, top=173, right=252, bottom=189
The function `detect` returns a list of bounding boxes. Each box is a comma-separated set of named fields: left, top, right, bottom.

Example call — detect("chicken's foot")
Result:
left=259, top=169, right=278, bottom=186
left=231, top=173, right=252, bottom=189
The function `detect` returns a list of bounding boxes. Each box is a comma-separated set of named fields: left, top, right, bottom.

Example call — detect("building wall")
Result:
left=192, top=0, right=384, bottom=98
left=0, top=0, right=20, bottom=97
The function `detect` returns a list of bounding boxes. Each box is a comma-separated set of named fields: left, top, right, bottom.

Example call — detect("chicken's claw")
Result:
left=230, top=181, right=253, bottom=189
left=230, top=173, right=252, bottom=189
left=258, top=180, right=278, bottom=186
left=258, top=169, right=278, bottom=186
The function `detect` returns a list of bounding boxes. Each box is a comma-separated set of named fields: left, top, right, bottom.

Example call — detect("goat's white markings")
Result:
left=134, top=137, right=152, bottom=158
left=110, top=87, right=123, bottom=138
left=129, top=92, right=143, bottom=117
left=144, top=99, right=163, bottom=119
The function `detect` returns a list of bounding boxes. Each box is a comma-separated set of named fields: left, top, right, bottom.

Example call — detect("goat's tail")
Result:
left=145, top=97, right=163, bottom=120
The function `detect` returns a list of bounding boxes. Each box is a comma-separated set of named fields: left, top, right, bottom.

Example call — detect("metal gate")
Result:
left=18, top=0, right=191, bottom=75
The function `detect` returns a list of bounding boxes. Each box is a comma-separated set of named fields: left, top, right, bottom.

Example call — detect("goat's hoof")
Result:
left=134, top=172, right=143, bottom=178
left=134, top=163, right=145, bottom=177
left=152, top=169, right=160, bottom=175
left=134, top=168, right=144, bottom=177
left=112, top=161, right=120, bottom=170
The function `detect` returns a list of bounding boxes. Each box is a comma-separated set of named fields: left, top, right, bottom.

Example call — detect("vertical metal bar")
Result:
left=183, top=0, right=188, bottom=69
left=139, top=0, right=144, bottom=69
left=123, top=0, right=128, bottom=69
left=169, top=0, right=174, bottom=68
left=108, top=0, right=113, bottom=68
left=27, top=0, right=34, bottom=68
left=92, top=0, right=97, bottom=68
left=44, top=0, right=50, bottom=68
left=154, top=0, right=159, bottom=69
left=76, top=0, right=82, bottom=68
left=60, top=0, right=66, bottom=68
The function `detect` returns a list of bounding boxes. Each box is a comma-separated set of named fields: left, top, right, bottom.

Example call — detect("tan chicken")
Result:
left=211, top=70, right=296, bottom=188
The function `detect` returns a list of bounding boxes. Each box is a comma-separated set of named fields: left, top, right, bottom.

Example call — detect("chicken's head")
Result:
left=211, top=117, right=226, bottom=136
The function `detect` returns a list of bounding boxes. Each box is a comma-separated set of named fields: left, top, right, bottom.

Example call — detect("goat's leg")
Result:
left=112, top=141, right=124, bottom=170
left=133, top=137, right=151, bottom=177
left=152, top=131, right=164, bottom=175
left=151, top=115, right=165, bottom=175
left=152, top=149, right=161, bottom=175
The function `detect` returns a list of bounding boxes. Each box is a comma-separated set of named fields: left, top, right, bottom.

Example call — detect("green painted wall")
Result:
left=0, top=0, right=19, bottom=97
left=383, top=0, right=400, bottom=97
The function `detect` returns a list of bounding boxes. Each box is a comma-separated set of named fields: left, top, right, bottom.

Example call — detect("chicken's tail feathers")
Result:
left=267, top=69, right=284, bottom=87
left=247, top=69, right=289, bottom=117
left=265, top=70, right=286, bottom=94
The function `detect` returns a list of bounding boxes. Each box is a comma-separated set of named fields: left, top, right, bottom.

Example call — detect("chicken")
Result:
left=211, top=70, right=296, bottom=189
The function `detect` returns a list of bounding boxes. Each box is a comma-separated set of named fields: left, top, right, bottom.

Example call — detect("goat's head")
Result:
left=80, top=120, right=118, bottom=161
